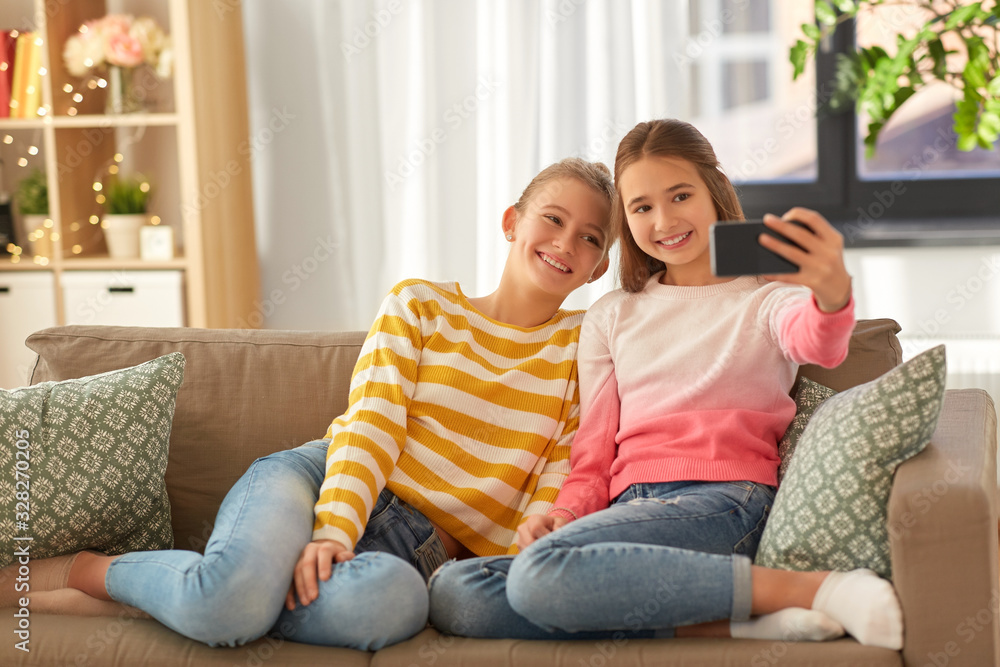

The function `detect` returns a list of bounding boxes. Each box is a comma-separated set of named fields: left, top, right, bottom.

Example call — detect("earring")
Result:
left=505, top=234, right=513, bottom=241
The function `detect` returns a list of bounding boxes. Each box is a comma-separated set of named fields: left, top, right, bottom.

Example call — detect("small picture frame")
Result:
left=140, top=225, right=174, bottom=261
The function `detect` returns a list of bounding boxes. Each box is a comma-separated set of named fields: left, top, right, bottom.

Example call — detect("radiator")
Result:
left=901, top=336, right=1000, bottom=482
left=901, top=336, right=1000, bottom=400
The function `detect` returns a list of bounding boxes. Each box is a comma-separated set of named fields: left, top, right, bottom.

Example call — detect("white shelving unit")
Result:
left=0, top=0, right=259, bottom=388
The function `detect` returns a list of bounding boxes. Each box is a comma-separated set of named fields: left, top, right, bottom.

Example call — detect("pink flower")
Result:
left=63, top=13, right=172, bottom=78
left=100, top=15, right=132, bottom=41
left=106, top=33, right=144, bottom=68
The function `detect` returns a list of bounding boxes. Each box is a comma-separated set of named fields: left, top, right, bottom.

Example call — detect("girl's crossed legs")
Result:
left=430, top=480, right=776, bottom=639
left=431, top=480, right=902, bottom=648
left=72, top=441, right=448, bottom=650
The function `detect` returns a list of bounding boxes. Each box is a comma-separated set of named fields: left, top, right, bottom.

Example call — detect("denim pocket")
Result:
left=412, top=530, right=450, bottom=581
left=358, top=489, right=401, bottom=543
left=396, top=500, right=449, bottom=580
left=731, top=484, right=774, bottom=558
left=716, top=482, right=756, bottom=507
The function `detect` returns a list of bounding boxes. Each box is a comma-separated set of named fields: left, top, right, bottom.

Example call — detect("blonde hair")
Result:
left=513, top=158, right=618, bottom=254
left=614, top=120, right=744, bottom=292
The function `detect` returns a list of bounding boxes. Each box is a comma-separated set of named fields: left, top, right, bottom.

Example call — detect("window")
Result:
left=684, top=1, right=818, bottom=183
left=682, top=2, right=999, bottom=243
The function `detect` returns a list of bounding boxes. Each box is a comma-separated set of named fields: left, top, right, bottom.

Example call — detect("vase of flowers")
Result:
left=15, top=169, right=51, bottom=258
left=63, top=15, right=173, bottom=114
left=102, top=174, right=152, bottom=259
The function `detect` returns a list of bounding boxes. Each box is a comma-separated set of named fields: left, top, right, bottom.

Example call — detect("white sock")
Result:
left=731, top=608, right=845, bottom=641
left=811, top=569, right=903, bottom=650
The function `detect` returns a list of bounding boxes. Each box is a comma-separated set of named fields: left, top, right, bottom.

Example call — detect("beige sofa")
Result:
left=3, top=321, right=998, bottom=667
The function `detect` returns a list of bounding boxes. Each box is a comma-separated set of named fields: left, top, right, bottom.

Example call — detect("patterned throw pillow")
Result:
left=755, top=345, right=946, bottom=579
left=0, top=353, right=184, bottom=568
left=777, top=378, right=837, bottom=484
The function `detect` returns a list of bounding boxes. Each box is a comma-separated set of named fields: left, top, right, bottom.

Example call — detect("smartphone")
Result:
left=710, top=220, right=806, bottom=277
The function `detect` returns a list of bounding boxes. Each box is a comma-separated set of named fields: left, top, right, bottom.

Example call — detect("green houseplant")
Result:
left=15, top=168, right=48, bottom=216
left=15, top=169, right=51, bottom=258
left=791, top=0, right=1000, bottom=156
left=105, top=174, right=152, bottom=215
left=102, top=174, right=152, bottom=259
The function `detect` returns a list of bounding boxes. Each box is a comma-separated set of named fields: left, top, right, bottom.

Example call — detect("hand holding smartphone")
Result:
left=710, top=219, right=809, bottom=277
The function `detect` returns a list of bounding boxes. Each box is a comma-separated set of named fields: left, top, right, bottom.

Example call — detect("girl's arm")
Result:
left=514, top=380, right=577, bottom=527
left=512, top=368, right=580, bottom=551
left=758, top=208, right=856, bottom=368
left=313, top=291, right=422, bottom=545
left=759, top=208, right=852, bottom=313
left=291, top=288, right=423, bottom=607
left=518, top=307, right=620, bottom=548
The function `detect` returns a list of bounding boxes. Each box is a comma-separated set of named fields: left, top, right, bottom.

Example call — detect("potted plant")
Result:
left=102, top=174, right=151, bottom=259
left=14, top=168, right=51, bottom=258
left=790, top=0, right=999, bottom=156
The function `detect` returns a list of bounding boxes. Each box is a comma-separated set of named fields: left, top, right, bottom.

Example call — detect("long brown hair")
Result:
left=614, top=120, right=743, bottom=292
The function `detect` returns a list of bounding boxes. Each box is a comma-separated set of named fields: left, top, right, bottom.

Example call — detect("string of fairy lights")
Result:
left=1, top=130, right=49, bottom=265
left=2, top=32, right=163, bottom=265
left=4, top=138, right=161, bottom=264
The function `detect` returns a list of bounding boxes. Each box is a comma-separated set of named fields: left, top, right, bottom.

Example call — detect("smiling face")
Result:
left=619, top=155, right=722, bottom=286
left=504, top=176, right=611, bottom=301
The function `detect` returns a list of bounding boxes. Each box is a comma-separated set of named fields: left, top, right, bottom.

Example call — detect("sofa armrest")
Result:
left=888, top=389, right=998, bottom=667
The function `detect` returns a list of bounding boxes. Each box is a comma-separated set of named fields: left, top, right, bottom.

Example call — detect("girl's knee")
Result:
left=506, top=548, right=556, bottom=622
left=255, top=444, right=326, bottom=471
left=334, top=552, right=429, bottom=650
left=175, top=601, right=279, bottom=647
left=283, top=552, right=429, bottom=650
left=427, top=559, right=470, bottom=633
left=428, top=557, right=522, bottom=638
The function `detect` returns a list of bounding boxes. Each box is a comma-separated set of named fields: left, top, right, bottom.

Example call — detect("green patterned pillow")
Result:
left=778, top=378, right=837, bottom=484
left=0, top=353, right=184, bottom=568
left=756, top=345, right=946, bottom=579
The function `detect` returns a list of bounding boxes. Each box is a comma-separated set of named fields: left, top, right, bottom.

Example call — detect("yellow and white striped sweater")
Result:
left=313, top=279, right=582, bottom=556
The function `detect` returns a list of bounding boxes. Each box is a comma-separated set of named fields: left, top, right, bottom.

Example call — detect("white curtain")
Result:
left=242, top=0, right=689, bottom=331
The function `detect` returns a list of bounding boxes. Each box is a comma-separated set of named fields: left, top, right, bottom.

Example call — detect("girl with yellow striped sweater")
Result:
left=54, top=158, right=616, bottom=651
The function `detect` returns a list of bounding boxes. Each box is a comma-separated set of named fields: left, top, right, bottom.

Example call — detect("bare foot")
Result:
left=67, top=552, right=117, bottom=601
left=29, top=588, right=150, bottom=619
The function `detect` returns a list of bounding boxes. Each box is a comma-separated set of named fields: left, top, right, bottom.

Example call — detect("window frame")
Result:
left=736, top=19, right=1000, bottom=246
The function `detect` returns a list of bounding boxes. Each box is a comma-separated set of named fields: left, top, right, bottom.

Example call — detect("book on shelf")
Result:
left=7, top=30, right=25, bottom=118
left=21, top=33, right=41, bottom=118
left=0, top=31, right=16, bottom=119
left=8, top=31, right=41, bottom=119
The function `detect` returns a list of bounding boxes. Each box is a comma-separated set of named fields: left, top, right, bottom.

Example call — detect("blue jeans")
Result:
left=429, top=480, right=775, bottom=638
left=106, top=441, right=449, bottom=650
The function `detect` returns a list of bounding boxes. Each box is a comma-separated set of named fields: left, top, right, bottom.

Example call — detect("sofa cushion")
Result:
left=0, top=353, right=183, bottom=567
left=797, top=318, right=902, bottom=391
left=21, top=319, right=902, bottom=559
left=777, top=378, right=837, bottom=484
left=3, top=613, right=374, bottom=666
left=369, top=627, right=901, bottom=666
left=755, top=345, right=947, bottom=579
left=25, top=326, right=366, bottom=554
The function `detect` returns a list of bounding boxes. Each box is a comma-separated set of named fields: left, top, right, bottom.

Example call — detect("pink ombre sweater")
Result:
left=551, top=274, right=855, bottom=520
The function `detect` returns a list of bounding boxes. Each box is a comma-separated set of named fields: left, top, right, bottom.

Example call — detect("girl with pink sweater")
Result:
left=429, top=119, right=904, bottom=649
